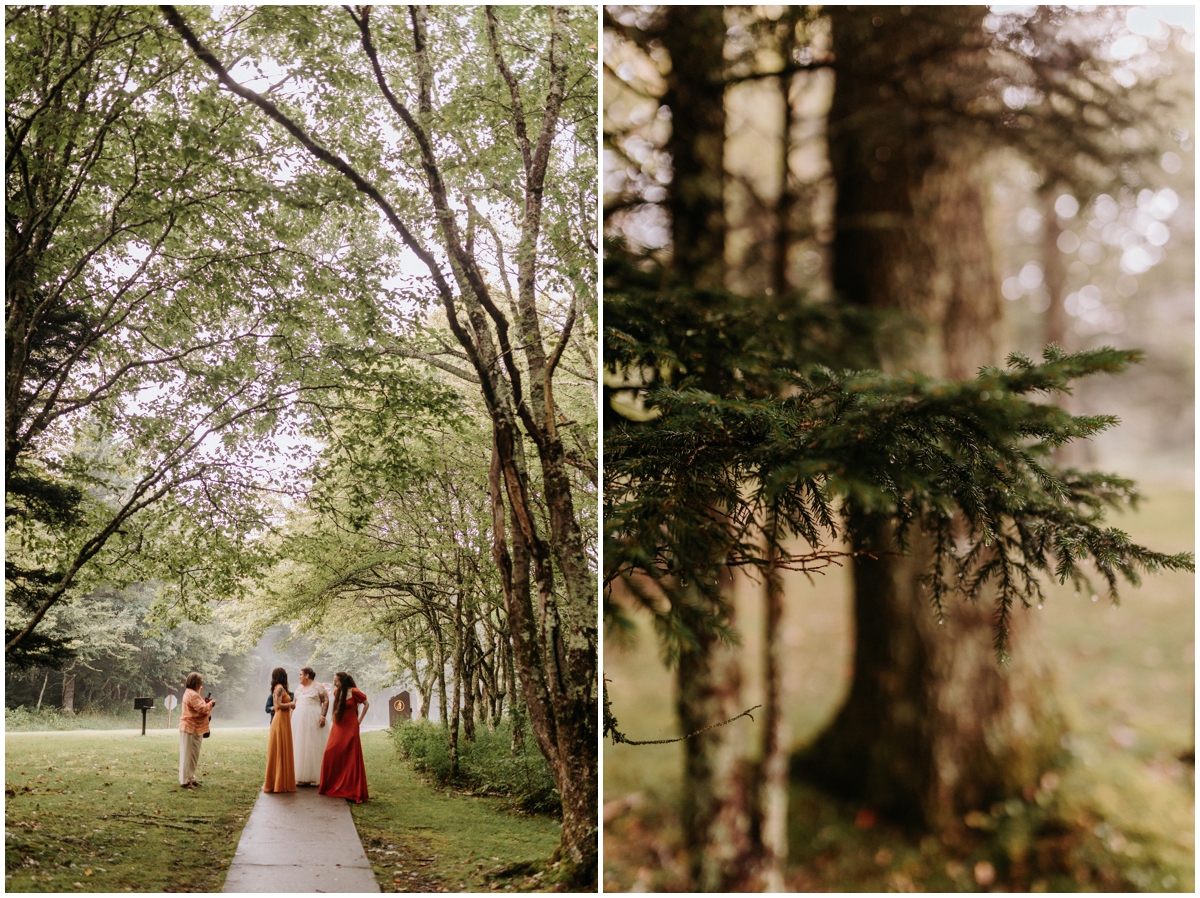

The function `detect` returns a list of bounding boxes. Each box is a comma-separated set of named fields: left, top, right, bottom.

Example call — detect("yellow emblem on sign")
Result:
left=393, top=699, right=405, bottom=712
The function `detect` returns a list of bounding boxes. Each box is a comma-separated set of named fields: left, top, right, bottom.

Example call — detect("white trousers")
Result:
left=179, top=731, right=203, bottom=785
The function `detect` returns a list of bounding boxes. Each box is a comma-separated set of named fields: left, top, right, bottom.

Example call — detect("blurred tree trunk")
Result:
left=795, top=6, right=1064, bottom=828
left=772, top=9, right=802, bottom=296
left=659, top=7, right=787, bottom=888
left=661, top=6, right=727, bottom=288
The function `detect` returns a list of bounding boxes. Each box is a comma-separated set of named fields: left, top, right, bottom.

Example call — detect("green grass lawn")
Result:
left=4, top=728, right=262, bottom=892
left=5, top=727, right=563, bottom=893
left=351, top=730, right=563, bottom=892
left=603, top=487, right=1195, bottom=891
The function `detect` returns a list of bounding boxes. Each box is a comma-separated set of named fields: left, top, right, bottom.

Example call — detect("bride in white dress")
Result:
left=291, top=667, right=330, bottom=786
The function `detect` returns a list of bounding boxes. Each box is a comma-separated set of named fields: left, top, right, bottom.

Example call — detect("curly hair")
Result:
left=270, top=667, right=288, bottom=696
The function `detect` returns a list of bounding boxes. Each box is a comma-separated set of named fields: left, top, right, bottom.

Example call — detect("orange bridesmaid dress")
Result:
left=263, top=685, right=296, bottom=793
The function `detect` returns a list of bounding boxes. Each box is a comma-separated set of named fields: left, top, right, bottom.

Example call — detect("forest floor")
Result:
left=4, top=728, right=562, bottom=892
left=603, top=486, right=1195, bottom=891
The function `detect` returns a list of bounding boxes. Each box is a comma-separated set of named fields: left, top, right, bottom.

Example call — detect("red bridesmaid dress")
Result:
left=318, top=687, right=369, bottom=803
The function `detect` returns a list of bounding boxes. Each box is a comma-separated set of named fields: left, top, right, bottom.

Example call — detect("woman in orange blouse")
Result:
left=263, top=667, right=296, bottom=793
left=179, top=671, right=215, bottom=789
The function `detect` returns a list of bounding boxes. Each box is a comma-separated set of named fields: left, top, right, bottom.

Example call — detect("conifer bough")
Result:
left=605, top=344, right=1194, bottom=665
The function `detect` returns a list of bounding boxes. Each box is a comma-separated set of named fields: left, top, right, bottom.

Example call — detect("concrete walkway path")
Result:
left=222, top=787, right=380, bottom=893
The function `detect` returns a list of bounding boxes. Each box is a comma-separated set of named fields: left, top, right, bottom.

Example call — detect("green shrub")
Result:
left=391, top=717, right=455, bottom=784
left=389, top=718, right=560, bottom=815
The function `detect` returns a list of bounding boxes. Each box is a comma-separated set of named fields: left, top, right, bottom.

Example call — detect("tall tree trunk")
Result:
left=796, top=5, right=1065, bottom=827
left=450, top=595, right=464, bottom=776
left=461, top=621, right=477, bottom=743
left=36, top=670, right=48, bottom=710
left=489, top=629, right=504, bottom=728
left=506, top=627, right=526, bottom=753
left=658, top=9, right=787, bottom=888
left=436, top=653, right=448, bottom=727
left=772, top=9, right=802, bottom=296
left=661, top=5, right=728, bottom=288
left=675, top=579, right=755, bottom=891
left=61, top=670, right=75, bottom=714
left=412, top=681, right=428, bottom=721
left=757, top=517, right=789, bottom=891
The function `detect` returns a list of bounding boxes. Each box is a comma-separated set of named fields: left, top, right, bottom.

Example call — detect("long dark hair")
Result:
left=270, top=667, right=288, bottom=697
left=332, top=671, right=356, bottom=721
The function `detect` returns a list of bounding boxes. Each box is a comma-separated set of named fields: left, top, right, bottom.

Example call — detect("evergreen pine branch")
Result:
left=605, top=286, right=1194, bottom=661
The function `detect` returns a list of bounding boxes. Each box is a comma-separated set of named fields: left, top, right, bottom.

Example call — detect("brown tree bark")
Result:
left=675, top=578, right=759, bottom=891
left=660, top=6, right=728, bottom=288
left=650, top=12, right=790, bottom=886
left=449, top=594, right=463, bottom=776
left=61, top=671, right=75, bottom=714
left=796, top=5, right=1065, bottom=828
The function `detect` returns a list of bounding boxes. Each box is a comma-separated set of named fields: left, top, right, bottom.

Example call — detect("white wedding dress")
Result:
left=291, top=682, right=329, bottom=784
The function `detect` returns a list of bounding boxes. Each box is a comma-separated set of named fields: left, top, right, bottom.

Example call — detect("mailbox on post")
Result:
left=388, top=691, right=413, bottom=727
left=134, top=697, right=154, bottom=735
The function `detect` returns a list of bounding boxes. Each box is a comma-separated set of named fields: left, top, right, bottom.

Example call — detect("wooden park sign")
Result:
left=388, top=691, right=413, bottom=726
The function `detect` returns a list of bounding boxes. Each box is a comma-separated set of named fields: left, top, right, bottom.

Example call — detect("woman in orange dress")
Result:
left=263, top=667, right=296, bottom=793
left=318, top=672, right=369, bottom=803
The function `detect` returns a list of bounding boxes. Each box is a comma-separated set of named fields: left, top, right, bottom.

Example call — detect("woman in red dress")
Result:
left=318, top=671, right=369, bottom=803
